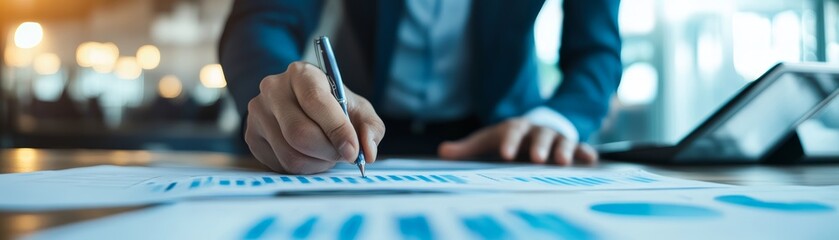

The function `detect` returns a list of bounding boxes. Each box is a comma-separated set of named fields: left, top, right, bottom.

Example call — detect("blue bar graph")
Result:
left=429, top=175, right=448, bottom=183
left=461, top=215, right=508, bottom=240
left=150, top=173, right=482, bottom=193
left=229, top=208, right=607, bottom=239
left=262, top=177, right=274, bottom=184
left=164, top=182, right=177, bottom=192
left=504, top=175, right=635, bottom=187
left=339, top=214, right=364, bottom=240
left=511, top=210, right=595, bottom=240
left=442, top=175, right=466, bottom=184
left=189, top=179, right=200, bottom=189
left=296, top=176, right=311, bottom=184
left=628, top=176, right=658, bottom=183
left=243, top=216, right=276, bottom=240
left=398, top=215, right=435, bottom=240
left=292, top=216, right=319, bottom=239
left=346, top=177, right=358, bottom=184
left=280, top=176, right=292, bottom=183
left=416, top=175, right=433, bottom=182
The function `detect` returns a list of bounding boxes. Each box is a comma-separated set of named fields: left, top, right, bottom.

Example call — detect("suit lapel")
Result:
left=372, top=0, right=404, bottom=106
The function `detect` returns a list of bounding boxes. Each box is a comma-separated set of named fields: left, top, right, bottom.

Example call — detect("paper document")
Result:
left=0, top=159, right=725, bottom=210
left=26, top=186, right=839, bottom=240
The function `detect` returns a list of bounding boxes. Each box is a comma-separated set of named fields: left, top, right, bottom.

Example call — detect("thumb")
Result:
left=438, top=126, right=501, bottom=160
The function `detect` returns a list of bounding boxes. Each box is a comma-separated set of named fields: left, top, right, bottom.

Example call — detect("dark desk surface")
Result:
left=2, top=148, right=838, bottom=239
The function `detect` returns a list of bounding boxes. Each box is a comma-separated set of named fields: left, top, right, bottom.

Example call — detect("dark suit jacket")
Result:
left=219, top=0, right=621, bottom=141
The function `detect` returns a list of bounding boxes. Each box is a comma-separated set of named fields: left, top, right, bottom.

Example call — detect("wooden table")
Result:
left=2, top=148, right=838, bottom=239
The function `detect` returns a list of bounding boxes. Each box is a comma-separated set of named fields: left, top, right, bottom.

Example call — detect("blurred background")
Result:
left=1, top=0, right=838, bottom=154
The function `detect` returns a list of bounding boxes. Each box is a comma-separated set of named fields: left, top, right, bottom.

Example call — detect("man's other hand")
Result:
left=438, top=118, right=597, bottom=165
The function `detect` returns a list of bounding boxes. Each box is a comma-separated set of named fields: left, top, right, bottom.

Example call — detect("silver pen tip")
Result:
left=358, top=163, right=366, bottom=178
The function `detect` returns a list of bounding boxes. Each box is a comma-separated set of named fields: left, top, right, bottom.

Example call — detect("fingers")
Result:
left=259, top=74, right=340, bottom=162
left=269, top=126, right=337, bottom=174
left=574, top=143, right=599, bottom=165
left=245, top=97, right=335, bottom=174
left=244, top=114, right=283, bottom=172
left=438, top=119, right=531, bottom=161
left=348, top=92, right=385, bottom=163
left=551, top=135, right=576, bottom=166
left=438, top=124, right=503, bottom=160
left=498, top=120, right=531, bottom=161
left=438, top=118, right=595, bottom=167
left=528, top=127, right=556, bottom=164
left=286, top=62, right=360, bottom=162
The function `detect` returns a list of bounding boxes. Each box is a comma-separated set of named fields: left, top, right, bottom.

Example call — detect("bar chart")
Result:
left=239, top=210, right=594, bottom=240
left=140, top=169, right=712, bottom=195
left=145, top=173, right=470, bottom=193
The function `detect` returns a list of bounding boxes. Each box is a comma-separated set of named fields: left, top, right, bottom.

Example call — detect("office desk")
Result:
left=2, top=148, right=838, bottom=239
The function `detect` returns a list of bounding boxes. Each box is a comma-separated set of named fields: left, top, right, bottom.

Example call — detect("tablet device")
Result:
left=600, top=62, right=839, bottom=163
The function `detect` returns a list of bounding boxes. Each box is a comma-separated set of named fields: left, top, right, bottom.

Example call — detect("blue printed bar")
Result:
left=338, top=214, right=364, bottom=240
left=262, top=177, right=275, bottom=184
left=189, top=179, right=201, bottom=189
left=398, top=215, right=434, bottom=240
left=429, top=175, right=448, bottom=183
left=461, top=214, right=508, bottom=240
left=280, top=176, right=292, bottom=183
left=292, top=217, right=319, bottom=239
left=511, top=210, right=595, bottom=239
left=164, top=182, right=177, bottom=192
left=243, top=216, right=277, bottom=240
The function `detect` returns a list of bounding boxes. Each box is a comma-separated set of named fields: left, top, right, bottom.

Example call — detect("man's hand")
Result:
left=244, top=62, right=385, bottom=174
left=438, top=118, right=597, bottom=165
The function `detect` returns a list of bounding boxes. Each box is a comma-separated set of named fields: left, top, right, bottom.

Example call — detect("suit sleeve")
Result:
left=218, top=0, right=324, bottom=116
left=545, top=0, right=622, bottom=141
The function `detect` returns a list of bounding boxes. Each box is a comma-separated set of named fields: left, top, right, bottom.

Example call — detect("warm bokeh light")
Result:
left=12, top=148, right=41, bottom=172
left=33, top=53, right=61, bottom=75
left=75, top=41, right=99, bottom=68
left=136, top=45, right=161, bottom=70
left=4, top=46, right=33, bottom=67
left=199, top=64, right=227, bottom=88
left=14, top=22, right=43, bottom=49
left=158, top=75, right=183, bottom=99
left=90, top=42, right=120, bottom=73
left=114, top=56, right=142, bottom=80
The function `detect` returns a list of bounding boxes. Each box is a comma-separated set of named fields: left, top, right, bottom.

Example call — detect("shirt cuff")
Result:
left=522, top=106, right=580, bottom=143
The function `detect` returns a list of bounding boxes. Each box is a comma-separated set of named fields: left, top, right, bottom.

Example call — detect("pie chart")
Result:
left=715, top=195, right=834, bottom=212
left=590, top=202, right=721, bottom=218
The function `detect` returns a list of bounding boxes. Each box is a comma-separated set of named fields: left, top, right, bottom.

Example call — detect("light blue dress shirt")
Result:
left=382, top=0, right=473, bottom=121
left=382, top=0, right=580, bottom=142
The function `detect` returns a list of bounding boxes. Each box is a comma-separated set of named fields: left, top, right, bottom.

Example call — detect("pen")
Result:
left=313, top=36, right=367, bottom=177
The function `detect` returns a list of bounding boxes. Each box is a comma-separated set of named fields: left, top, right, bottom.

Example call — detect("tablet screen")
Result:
left=675, top=69, right=839, bottom=161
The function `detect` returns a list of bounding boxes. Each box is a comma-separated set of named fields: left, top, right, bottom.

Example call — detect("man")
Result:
left=219, top=0, right=622, bottom=174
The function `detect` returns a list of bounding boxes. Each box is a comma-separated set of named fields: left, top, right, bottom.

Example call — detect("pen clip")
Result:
left=314, top=37, right=340, bottom=99
left=313, top=39, right=326, bottom=72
